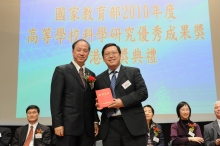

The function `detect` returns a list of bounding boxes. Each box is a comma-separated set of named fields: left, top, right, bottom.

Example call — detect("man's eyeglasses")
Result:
left=104, top=51, right=118, bottom=57
left=27, top=111, right=38, bottom=115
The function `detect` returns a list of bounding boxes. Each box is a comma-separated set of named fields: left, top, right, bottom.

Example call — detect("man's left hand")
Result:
left=108, top=98, right=124, bottom=108
left=94, top=123, right=99, bottom=137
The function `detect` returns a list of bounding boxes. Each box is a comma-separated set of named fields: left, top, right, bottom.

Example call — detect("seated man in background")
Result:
left=12, top=105, right=51, bottom=146
left=0, top=127, right=12, bottom=146
left=204, top=101, right=220, bottom=146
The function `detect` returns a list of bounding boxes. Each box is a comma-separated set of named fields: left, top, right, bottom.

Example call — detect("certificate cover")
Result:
left=96, top=88, right=114, bottom=108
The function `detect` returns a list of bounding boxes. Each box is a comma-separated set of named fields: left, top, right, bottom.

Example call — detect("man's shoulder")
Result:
left=15, top=125, right=28, bottom=132
left=204, top=121, right=215, bottom=128
left=0, top=127, right=11, bottom=131
left=123, top=65, right=137, bottom=69
left=96, top=70, right=109, bottom=80
left=53, top=63, right=74, bottom=73
left=121, top=65, right=139, bottom=72
left=37, top=123, right=50, bottom=129
left=0, top=127, right=11, bottom=132
left=56, top=63, right=72, bottom=69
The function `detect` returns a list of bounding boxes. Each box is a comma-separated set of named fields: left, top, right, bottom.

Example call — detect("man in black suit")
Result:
left=95, top=43, right=148, bottom=146
left=50, top=39, right=99, bottom=146
left=12, top=105, right=51, bottom=146
left=0, top=127, right=11, bottom=146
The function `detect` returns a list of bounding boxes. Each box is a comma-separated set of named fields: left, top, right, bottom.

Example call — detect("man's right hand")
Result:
left=54, top=126, right=64, bottom=136
left=216, top=139, right=220, bottom=145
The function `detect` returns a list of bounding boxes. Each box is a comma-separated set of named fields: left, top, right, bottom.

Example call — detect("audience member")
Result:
left=0, top=127, right=11, bottom=146
left=143, top=105, right=165, bottom=146
left=12, top=105, right=51, bottom=146
left=204, top=101, right=220, bottom=146
left=170, top=101, right=204, bottom=146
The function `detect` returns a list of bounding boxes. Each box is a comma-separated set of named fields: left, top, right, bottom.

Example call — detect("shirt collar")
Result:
left=72, top=60, right=85, bottom=72
left=28, top=122, right=38, bottom=128
left=217, top=119, right=220, bottom=124
left=108, top=64, right=121, bottom=74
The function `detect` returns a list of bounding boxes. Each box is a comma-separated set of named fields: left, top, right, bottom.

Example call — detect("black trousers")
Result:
left=55, top=128, right=94, bottom=146
left=103, top=116, right=146, bottom=146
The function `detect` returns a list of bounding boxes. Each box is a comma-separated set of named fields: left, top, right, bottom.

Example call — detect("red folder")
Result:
left=95, top=88, right=114, bottom=108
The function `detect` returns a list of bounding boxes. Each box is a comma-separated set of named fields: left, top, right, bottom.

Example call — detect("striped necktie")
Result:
left=79, top=67, right=85, bottom=87
left=105, top=71, right=117, bottom=117
left=24, top=125, right=33, bottom=146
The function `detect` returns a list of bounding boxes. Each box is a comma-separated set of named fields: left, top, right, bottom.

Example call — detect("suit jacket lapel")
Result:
left=115, top=65, right=126, bottom=88
left=34, top=123, right=41, bottom=145
left=103, top=70, right=110, bottom=87
left=85, top=68, right=90, bottom=90
left=21, top=125, right=28, bottom=145
left=35, top=123, right=41, bottom=134
left=68, top=62, right=85, bottom=89
left=213, top=120, right=220, bottom=136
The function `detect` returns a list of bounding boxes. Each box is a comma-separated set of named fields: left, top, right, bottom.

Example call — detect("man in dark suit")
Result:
left=95, top=43, right=148, bottom=146
left=0, top=127, right=11, bottom=146
left=50, top=39, right=99, bottom=146
left=204, top=101, right=220, bottom=146
left=12, top=105, right=51, bottom=146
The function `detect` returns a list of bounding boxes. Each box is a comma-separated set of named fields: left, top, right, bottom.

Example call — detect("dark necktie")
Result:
left=110, top=71, right=117, bottom=98
left=24, top=125, right=33, bottom=146
left=105, top=71, right=117, bottom=117
left=79, top=67, right=85, bottom=87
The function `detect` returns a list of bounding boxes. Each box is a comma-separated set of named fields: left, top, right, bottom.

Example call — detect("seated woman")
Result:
left=143, top=105, right=165, bottom=146
left=170, top=101, right=204, bottom=146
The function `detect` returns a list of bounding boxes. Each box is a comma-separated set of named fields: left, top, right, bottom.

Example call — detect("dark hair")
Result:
left=143, top=105, right=154, bottom=115
left=72, top=39, right=91, bottom=51
left=26, top=105, right=40, bottom=113
left=101, top=43, right=121, bottom=57
left=176, top=101, right=191, bottom=118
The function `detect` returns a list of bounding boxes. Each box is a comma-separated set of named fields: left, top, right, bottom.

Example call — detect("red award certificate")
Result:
left=96, top=88, right=114, bottom=108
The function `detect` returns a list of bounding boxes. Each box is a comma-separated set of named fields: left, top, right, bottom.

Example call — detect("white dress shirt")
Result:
left=72, top=60, right=85, bottom=75
left=217, top=119, right=220, bottom=128
left=26, top=122, right=38, bottom=146
left=108, top=64, right=122, bottom=116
